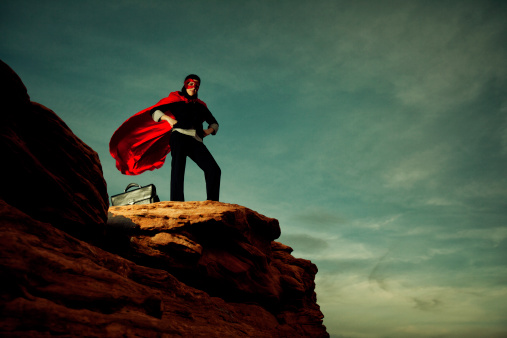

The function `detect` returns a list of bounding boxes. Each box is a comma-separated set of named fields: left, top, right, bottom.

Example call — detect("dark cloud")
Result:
left=412, top=297, right=443, bottom=311
left=368, top=247, right=398, bottom=291
left=291, top=210, right=346, bottom=227
left=281, top=233, right=329, bottom=254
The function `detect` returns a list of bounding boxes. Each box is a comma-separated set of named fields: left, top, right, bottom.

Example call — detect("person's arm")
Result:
left=202, top=107, right=219, bottom=137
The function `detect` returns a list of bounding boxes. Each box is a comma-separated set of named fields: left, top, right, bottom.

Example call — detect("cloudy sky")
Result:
left=2, top=0, right=506, bottom=336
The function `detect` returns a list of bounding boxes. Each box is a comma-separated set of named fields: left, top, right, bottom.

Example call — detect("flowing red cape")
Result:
left=109, top=92, right=206, bottom=176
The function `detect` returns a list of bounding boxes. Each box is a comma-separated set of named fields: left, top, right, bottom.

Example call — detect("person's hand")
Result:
left=161, top=115, right=178, bottom=127
left=203, top=127, right=214, bottom=137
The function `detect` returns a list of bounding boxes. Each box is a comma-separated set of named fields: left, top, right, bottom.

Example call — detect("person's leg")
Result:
left=188, top=140, right=221, bottom=201
left=169, top=132, right=188, bottom=201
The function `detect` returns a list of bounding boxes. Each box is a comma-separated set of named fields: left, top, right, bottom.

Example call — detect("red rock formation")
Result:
left=107, top=202, right=326, bottom=335
left=0, top=199, right=327, bottom=337
left=0, top=60, right=108, bottom=238
left=0, top=60, right=329, bottom=337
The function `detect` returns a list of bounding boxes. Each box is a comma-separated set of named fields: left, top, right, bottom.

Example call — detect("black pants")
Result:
left=169, top=131, right=221, bottom=201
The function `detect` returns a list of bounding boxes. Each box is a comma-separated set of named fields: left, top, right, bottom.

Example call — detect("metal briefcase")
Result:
left=111, top=183, right=160, bottom=206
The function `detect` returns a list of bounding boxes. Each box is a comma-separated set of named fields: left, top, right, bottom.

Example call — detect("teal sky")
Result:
left=2, top=1, right=506, bottom=337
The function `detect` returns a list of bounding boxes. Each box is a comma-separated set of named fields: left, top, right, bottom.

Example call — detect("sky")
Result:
left=1, top=0, right=506, bottom=337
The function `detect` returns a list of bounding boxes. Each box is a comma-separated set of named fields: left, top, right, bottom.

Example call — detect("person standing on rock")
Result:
left=109, top=74, right=221, bottom=201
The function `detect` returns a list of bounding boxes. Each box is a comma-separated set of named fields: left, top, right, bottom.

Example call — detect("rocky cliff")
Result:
left=0, top=60, right=108, bottom=240
left=0, top=60, right=328, bottom=337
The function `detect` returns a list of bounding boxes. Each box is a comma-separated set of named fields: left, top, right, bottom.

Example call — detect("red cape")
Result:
left=109, top=91, right=206, bottom=175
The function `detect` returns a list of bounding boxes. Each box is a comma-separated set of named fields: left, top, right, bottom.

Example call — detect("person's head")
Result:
left=182, top=74, right=200, bottom=97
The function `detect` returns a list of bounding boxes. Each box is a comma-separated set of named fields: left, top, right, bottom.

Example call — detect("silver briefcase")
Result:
left=111, top=183, right=160, bottom=206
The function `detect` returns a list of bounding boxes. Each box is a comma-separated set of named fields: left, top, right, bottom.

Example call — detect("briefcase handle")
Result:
left=124, top=183, right=142, bottom=192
